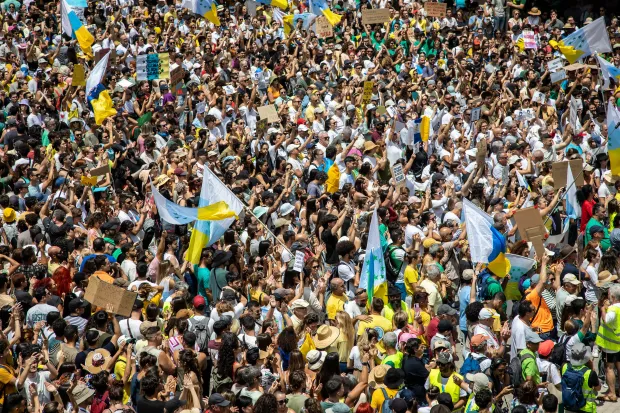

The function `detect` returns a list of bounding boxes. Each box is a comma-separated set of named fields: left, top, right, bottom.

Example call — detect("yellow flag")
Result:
left=91, top=90, right=117, bottom=125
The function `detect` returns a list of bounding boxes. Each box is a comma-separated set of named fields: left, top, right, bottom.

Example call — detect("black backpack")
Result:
left=384, top=244, right=405, bottom=284
left=549, top=335, right=569, bottom=367
left=510, top=352, right=534, bottom=388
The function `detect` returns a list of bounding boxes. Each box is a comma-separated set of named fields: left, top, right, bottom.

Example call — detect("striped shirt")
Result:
left=64, top=315, right=88, bottom=335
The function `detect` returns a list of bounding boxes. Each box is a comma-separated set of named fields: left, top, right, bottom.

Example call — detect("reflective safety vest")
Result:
left=596, top=305, right=620, bottom=352
left=561, top=364, right=596, bottom=413
left=429, top=369, right=463, bottom=405
left=464, top=393, right=495, bottom=413
left=384, top=301, right=412, bottom=323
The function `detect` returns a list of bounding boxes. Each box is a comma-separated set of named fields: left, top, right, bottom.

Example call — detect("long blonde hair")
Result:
left=335, top=311, right=355, bottom=360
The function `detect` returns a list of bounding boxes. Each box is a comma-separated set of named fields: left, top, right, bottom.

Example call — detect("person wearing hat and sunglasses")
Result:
left=426, top=352, right=467, bottom=410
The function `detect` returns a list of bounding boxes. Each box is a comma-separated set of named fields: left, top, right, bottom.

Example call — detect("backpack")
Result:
left=384, top=244, right=405, bottom=284
left=188, top=316, right=210, bottom=352
left=561, top=365, right=587, bottom=411
left=475, top=270, right=498, bottom=301
left=460, top=354, right=488, bottom=376
left=211, top=366, right=233, bottom=393
left=380, top=387, right=395, bottom=413
left=509, top=352, right=534, bottom=389
left=549, top=335, right=569, bottom=367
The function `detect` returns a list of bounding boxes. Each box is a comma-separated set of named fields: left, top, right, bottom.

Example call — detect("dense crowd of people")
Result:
left=2, top=1, right=620, bottom=413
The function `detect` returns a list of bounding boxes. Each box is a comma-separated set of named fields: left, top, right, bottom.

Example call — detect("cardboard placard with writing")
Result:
left=476, top=138, right=487, bottom=169
left=256, top=118, right=268, bottom=138
left=552, top=159, right=583, bottom=189
left=90, top=164, right=111, bottom=177
left=362, top=81, right=374, bottom=104
left=361, top=9, right=391, bottom=25
left=425, top=2, right=447, bottom=18
left=514, top=207, right=546, bottom=257
left=84, top=276, right=138, bottom=317
left=316, top=16, right=334, bottom=38
left=391, top=163, right=406, bottom=188
left=72, top=64, right=86, bottom=87
left=550, top=69, right=567, bottom=84
left=169, top=64, right=184, bottom=94
left=547, top=58, right=563, bottom=73
left=258, top=104, right=280, bottom=123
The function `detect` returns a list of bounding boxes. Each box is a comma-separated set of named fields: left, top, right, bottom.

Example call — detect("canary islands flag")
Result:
left=505, top=253, right=536, bottom=300
left=608, top=101, right=620, bottom=176
left=187, top=167, right=244, bottom=265
left=255, top=0, right=288, bottom=11
left=596, top=54, right=620, bottom=89
left=463, top=198, right=511, bottom=277
left=283, top=12, right=316, bottom=34
left=91, top=90, right=117, bottom=125
left=311, top=0, right=341, bottom=26
left=151, top=184, right=237, bottom=225
left=182, top=0, right=220, bottom=26
left=553, top=17, right=611, bottom=64
left=64, top=0, right=94, bottom=57
left=359, top=210, right=388, bottom=304
left=412, top=116, right=430, bottom=143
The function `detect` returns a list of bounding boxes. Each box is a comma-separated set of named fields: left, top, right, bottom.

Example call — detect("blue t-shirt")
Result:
left=79, top=253, right=117, bottom=272
left=194, top=265, right=211, bottom=304
left=458, top=285, right=471, bottom=332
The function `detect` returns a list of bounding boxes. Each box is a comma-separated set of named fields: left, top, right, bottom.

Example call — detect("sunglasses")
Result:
left=278, top=400, right=289, bottom=405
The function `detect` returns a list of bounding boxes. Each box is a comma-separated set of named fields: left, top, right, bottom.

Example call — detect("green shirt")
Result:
left=519, top=348, right=540, bottom=384
left=584, top=217, right=611, bottom=251
left=194, top=265, right=211, bottom=305
left=486, top=279, right=503, bottom=299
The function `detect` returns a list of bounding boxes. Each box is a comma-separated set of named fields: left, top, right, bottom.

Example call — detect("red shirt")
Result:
left=426, top=317, right=439, bottom=344
left=580, top=199, right=596, bottom=233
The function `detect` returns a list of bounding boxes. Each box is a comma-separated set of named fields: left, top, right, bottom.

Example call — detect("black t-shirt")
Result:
left=322, top=229, right=338, bottom=265
left=136, top=396, right=166, bottom=413
left=42, top=216, right=74, bottom=244
left=403, top=355, right=429, bottom=400
left=75, top=341, right=117, bottom=375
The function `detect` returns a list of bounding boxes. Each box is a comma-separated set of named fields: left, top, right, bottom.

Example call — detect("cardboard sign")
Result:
left=523, top=30, right=537, bottom=49
left=392, top=163, right=406, bottom=188
left=80, top=175, right=98, bottom=186
left=514, top=207, right=546, bottom=257
left=425, top=2, right=447, bottom=18
left=361, top=8, right=391, bottom=25
left=316, top=16, right=334, bottom=38
left=258, top=104, right=279, bottom=123
left=476, top=138, right=487, bottom=169
left=293, top=251, right=305, bottom=273
left=90, top=164, right=111, bottom=177
left=550, top=69, right=566, bottom=84
left=72, top=64, right=86, bottom=87
left=547, top=58, right=563, bottom=73
left=256, top=118, right=268, bottom=138
left=470, top=107, right=481, bottom=122
left=84, top=276, right=138, bottom=317
left=362, top=81, right=374, bottom=104
left=552, top=159, right=583, bottom=189
left=169, top=64, right=184, bottom=94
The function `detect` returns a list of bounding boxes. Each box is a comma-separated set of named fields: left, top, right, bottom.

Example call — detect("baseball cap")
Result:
left=525, top=328, right=543, bottom=343
left=290, top=299, right=309, bottom=310
left=478, top=308, right=494, bottom=320
left=209, top=394, right=230, bottom=407
left=563, top=273, right=580, bottom=285
left=193, top=295, right=206, bottom=309
left=68, top=298, right=89, bottom=312
left=538, top=340, right=554, bottom=357
left=437, top=304, right=457, bottom=316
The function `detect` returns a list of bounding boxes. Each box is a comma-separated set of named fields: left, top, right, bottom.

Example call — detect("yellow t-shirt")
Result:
left=326, top=294, right=348, bottom=320
left=404, top=265, right=419, bottom=296
left=371, top=387, right=399, bottom=413
left=114, top=356, right=131, bottom=404
left=0, top=364, right=16, bottom=404
left=357, top=315, right=393, bottom=337
left=142, top=292, right=162, bottom=316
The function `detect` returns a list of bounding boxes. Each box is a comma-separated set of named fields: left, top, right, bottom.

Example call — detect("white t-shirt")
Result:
left=121, top=259, right=138, bottom=282
left=509, top=316, right=531, bottom=360
left=120, top=318, right=143, bottom=340
left=537, top=358, right=561, bottom=386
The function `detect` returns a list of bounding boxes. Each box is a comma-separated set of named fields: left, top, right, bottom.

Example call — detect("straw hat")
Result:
left=596, top=270, right=618, bottom=287
left=369, top=364, right=390, bottom=387
left=85, top=348, right=111, bottom=374
left=528, top=7, right=541, bottom=15
left=313, top=325, right=340, bottom=349
left=153, top=174, right=171, bottom=188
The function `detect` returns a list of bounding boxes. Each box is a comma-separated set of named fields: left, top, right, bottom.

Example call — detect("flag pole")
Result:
left=205, top=167, right=292, bottom=255
left=542, top=166, right=586, bottom=226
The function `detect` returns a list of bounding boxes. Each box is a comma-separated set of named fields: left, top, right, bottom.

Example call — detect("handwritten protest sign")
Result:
left=362, top=9, right=391, bottom=24
left=425, top=2, right=447, bottom=18
left=316, top=16, right=334, bottom=38
left=84, top=276, right=138, bottom=317
left=72, top=64, right=86, bottom=87
left=258, top=105, right=280, bottom=123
